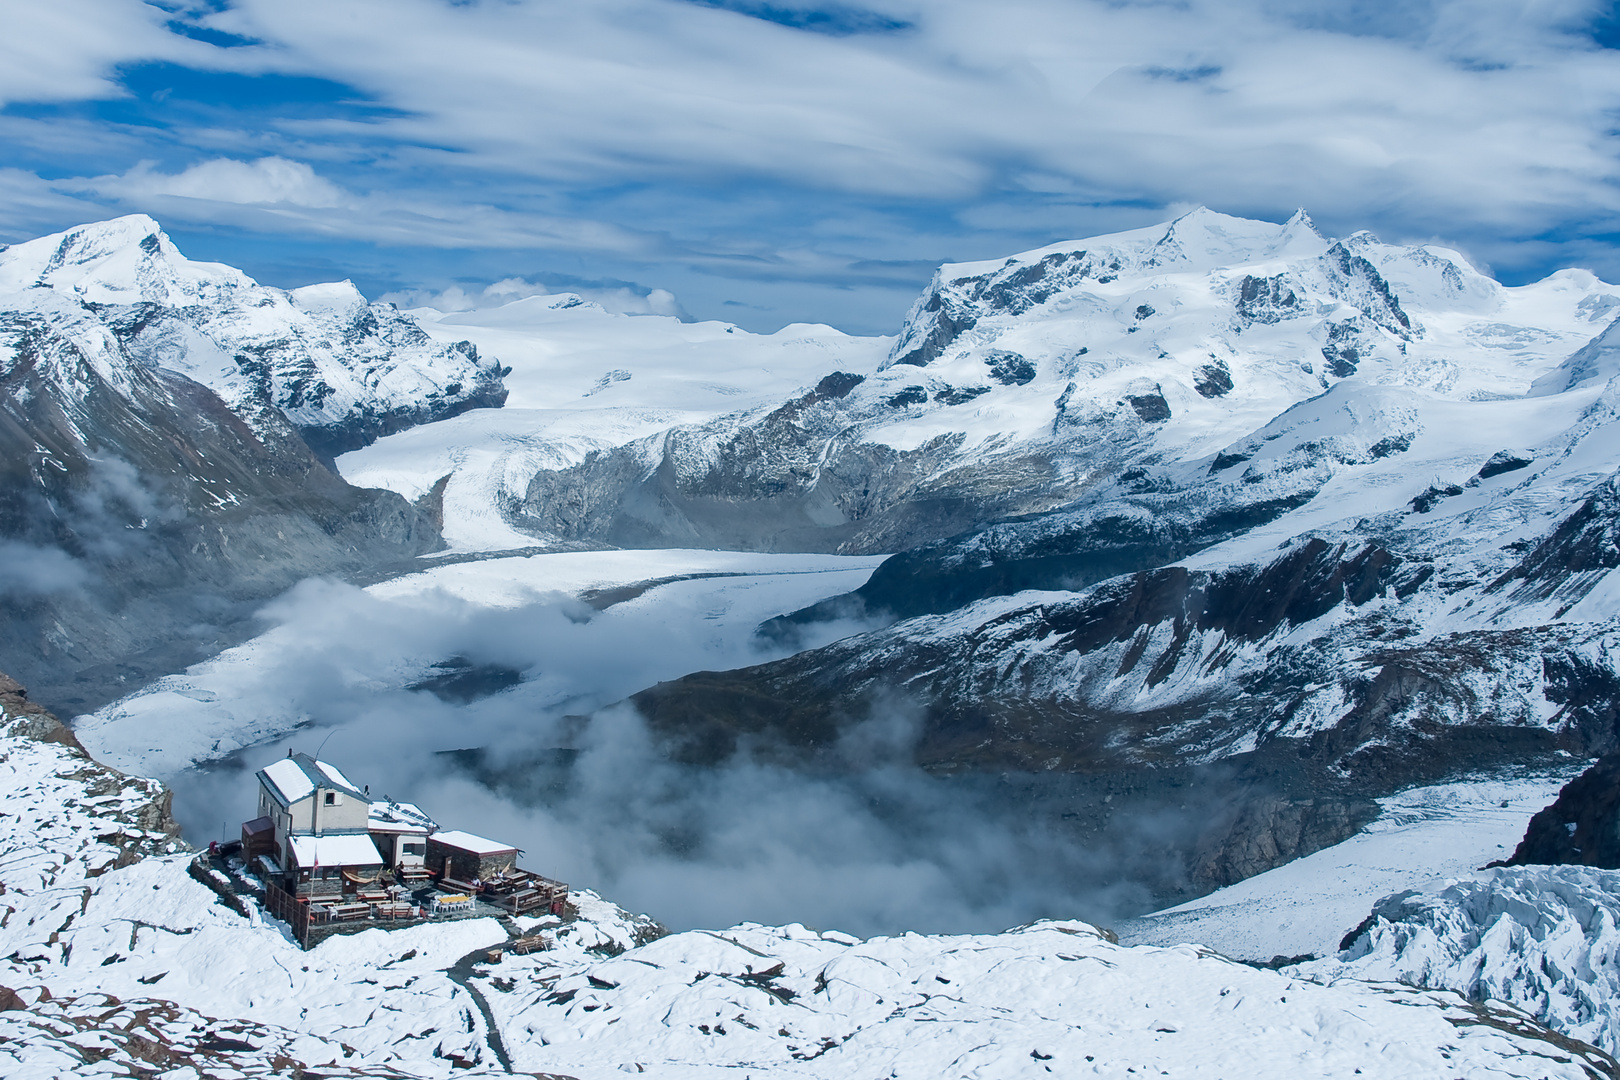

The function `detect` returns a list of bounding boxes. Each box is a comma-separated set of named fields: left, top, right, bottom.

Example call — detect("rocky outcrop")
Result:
left=1190, top=795, right=1377, bottom=889
left=0, top=670, right=184, bottom=859
left=1505, top=754, right=1620, bottom=868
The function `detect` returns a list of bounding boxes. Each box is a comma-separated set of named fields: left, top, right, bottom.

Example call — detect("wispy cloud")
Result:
left=3, top=0, right=1619, bottom=330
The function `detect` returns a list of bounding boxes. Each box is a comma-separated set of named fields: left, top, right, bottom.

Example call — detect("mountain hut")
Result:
left=426, top=830, right=519, bottom=882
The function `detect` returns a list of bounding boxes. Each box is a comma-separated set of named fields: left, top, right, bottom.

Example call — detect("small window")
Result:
left=324, top=791, right=337, bottom=806
left=403, top=842, right=425, bottom=856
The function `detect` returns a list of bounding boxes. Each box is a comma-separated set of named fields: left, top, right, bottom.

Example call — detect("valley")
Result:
left=7, top=206, right=1620, bottom=1075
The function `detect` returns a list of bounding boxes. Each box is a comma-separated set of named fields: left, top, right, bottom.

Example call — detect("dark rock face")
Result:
left=1321, top=320, right=1366, bottom=378
left=1126, top=389, right=1171, bottom=422
left=985, top=352, right=1037, bottom=385
left=1190, top=795, right=1377, bottom=889
left=1194, top=359, right=1233, bottom=398
left=935, top=384, right=991, bottom=405
left=0, top=313, right=442, bottom=711
left=1322, top=241, right=1412, bottom=334
left=1411, top=481, right=1463, bottom=513
left=1477, top=449, right=1534, bottom=481
left=888, top=251, right=1101, bottom=368
left=1505, top=754, right=1620, bottom=868
left=892, top=292, right=976, bottom=367
left=1488, top=472, right=1620, bottom=609
left=1235, top=274, right=1302, bottom=325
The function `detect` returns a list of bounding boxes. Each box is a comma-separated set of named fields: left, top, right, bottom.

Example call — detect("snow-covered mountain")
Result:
left=16, top=207, right=1620, bottom=1076
left=338, top=297, right=887, bottom=552
left=0, top=216, right=508, bottom=458
left=0, top=217, right=502, bottom=710
left=579, top=209, right=1620, bottom=896
left=450, top=208, right=1616, bottom=555
left=2, top=679, right=1609, bottom=1079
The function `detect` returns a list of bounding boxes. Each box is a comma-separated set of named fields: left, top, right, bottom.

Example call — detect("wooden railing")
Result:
left=263, top=882, right=311, bottom=946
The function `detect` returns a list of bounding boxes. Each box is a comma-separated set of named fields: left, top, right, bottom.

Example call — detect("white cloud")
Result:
left=0, top=1, right=197, bottom=106
left=0, top=0, right=285, bottom=108
left=381, top=277, right=687, bottom=318
left=197, top=0, right=1620, bottom=231
left=88, top=157, right=349, bottom=208
left=5, top=0, right=1620, bottom=329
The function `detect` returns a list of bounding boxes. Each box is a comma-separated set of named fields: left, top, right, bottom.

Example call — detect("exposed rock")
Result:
left=1234, top=273, right=1302, bottom=325
left=1504, top=753, right=1620, bottom=868
left=984, top=351, right=1037, bottom=385
left=0, top=669, right=184, bottom=854
left=1190, top=795, right=1377, bottom=889
left=1477, top=449, right=1534, bottom=480
left=934, top=384, right=991, bottom=405
left=1193, top=359, right=1233, bottom=398
left=1126, top=387, right=1171, bottom=422
left=1410, top=481, right=1463, bottom=513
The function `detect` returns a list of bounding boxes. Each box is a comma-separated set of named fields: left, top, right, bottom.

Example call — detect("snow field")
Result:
left=1, top=721, right=1602, bottom=1080
left=1117, top=770, right=1586, bottom=961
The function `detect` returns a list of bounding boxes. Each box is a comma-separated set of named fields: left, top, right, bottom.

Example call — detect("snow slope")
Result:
left=1117, top=769, right=1586, bottom=962
left=338, top=297, right=889, bottom=551
left=2, top=707, right=1609, bottom=1079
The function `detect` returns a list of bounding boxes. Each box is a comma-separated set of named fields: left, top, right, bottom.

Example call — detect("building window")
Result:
left=324, top=791, right=337, bottom=806
left=403, top=843, right=425, bottom=856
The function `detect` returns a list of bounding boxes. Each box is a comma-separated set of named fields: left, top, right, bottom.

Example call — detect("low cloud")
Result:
left=381, top=276, right=687, bottom=318
left=102, top=570, right=1198, bottom=937
left=0, top=540, right=88, bottom=598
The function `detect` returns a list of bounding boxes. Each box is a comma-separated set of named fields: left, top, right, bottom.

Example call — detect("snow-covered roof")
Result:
left=256, top=753, right=368, bottom=807
left=430, top=829, right=517, bottom=856
left=314, top=759, right=363, bottom=794
left=259, top=758, right=314, bottom=805
left=287, top=833, right=383, bottom=868
left=368, top=801, right=434, bottom=834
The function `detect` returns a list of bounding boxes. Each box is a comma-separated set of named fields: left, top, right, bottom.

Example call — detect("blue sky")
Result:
left=3, top=0, right=1619, bottom=333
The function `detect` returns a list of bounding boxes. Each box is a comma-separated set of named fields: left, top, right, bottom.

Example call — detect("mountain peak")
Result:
left=0, top=214, right=251, bottom=305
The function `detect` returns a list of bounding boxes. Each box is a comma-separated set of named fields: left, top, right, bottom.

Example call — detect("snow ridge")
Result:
left=0, top=215, right=508, bottom=456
